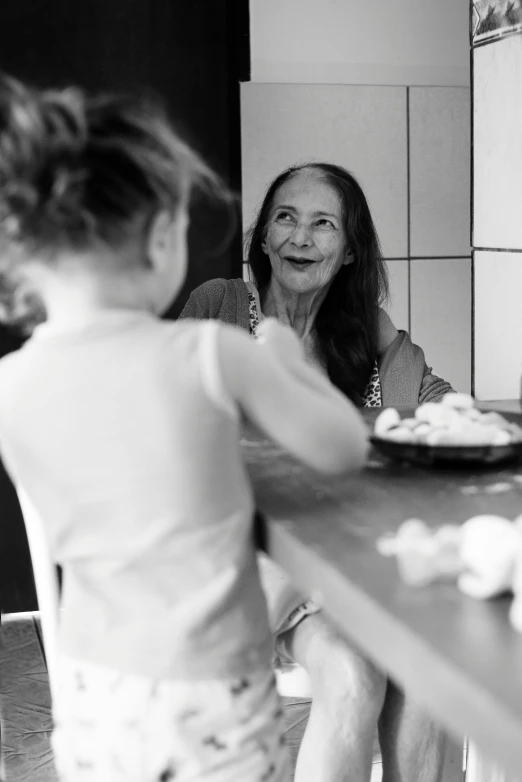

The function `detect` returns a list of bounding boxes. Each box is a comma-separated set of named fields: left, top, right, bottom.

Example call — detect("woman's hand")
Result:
left=256, top=317, right=306, bottom=365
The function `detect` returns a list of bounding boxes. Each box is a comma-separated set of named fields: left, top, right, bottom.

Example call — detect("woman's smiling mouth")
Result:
left=284, top=256, right=317, bottom=268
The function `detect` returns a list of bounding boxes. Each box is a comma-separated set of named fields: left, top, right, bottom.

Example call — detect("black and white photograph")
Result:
left=472, top=0, right=522, bottom=43
left=2, top=3, right=522, bottom=782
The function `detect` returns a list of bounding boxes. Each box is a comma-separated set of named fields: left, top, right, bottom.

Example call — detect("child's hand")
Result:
left=256, top=318, right=305, bottom=365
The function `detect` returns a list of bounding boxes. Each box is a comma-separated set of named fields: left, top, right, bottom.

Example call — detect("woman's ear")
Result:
left=343, top=250, right=355, bottom=266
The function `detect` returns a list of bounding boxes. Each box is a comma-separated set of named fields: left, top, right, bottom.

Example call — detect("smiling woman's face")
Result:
left=262, top=170, right=353, bottom=295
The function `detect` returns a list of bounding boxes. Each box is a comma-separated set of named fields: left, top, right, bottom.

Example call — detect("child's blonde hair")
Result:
left=0, top=74, right=228, bottom=257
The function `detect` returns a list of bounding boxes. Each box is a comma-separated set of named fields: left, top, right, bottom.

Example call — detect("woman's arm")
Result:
left=418, top=366, right=455, bottom=403
left=219, top=321, right=369, bottom=475
left=378, top=330, right=455, bottom=406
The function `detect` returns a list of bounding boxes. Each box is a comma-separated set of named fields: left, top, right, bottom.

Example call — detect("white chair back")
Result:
left=16, top=485, right=60, bottom=702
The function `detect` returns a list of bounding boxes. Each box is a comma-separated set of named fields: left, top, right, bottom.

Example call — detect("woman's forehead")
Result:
left=272, top=170, right=343, bottom=215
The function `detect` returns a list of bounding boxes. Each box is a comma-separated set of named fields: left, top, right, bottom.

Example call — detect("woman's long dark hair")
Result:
left=245, top=163, right=389, bottom=405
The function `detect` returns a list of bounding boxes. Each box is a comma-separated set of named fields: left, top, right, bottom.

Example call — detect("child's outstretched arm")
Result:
left=219, top=320, right=369, bottom=474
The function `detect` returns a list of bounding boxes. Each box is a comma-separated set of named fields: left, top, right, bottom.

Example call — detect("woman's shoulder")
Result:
left=377, top=307, right=400, bottom=355
left=190, top=277, right=247, bottom=301
left=179, top=278, right=250, bottom=328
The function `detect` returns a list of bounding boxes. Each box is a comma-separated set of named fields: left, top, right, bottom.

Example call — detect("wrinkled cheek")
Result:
left=266, top=254, right=285, bottom=279
left=315, top=263, right=339, bottom=289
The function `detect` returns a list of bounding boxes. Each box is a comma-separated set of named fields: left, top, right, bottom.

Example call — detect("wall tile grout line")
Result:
left=470, top=22, right=474, bottom=253
left=471, top=251, right=475, bottom=398
left=473, top=247, right=522, bottom=253
left=470, top=18, right=475, bottom=399
left=406, top=87, right=411, bottom=336
left=409, top=256, right=472, bottom=261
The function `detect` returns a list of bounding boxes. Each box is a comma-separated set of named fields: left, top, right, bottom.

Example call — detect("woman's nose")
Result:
left=290, top=222, right=312, bottom=247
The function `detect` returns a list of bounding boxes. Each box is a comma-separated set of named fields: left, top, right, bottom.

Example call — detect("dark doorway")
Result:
left=0, top=0, right=250, bottom=612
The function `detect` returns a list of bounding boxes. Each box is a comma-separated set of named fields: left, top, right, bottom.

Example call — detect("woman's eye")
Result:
left=316, top=218, right=335, bottom=229
left=275, top=212, right=294, bottom=223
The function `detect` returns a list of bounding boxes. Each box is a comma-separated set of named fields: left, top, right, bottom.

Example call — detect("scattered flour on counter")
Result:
left=484, top=482, right=513, bottom=494
left=461, top=482, right=513, bottom=495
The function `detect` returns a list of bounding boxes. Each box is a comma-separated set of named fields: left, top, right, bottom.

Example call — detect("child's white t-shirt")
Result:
left=0, top=310, right=272, bottom=680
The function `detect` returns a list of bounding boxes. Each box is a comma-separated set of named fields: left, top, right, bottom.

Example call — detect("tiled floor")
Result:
left=1, top=613, right=383, bottom=782
left=2, top=613, right=57, bottom=782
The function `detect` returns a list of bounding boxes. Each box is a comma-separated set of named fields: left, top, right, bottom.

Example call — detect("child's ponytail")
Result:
left=0, top=74, right=232, bottom=256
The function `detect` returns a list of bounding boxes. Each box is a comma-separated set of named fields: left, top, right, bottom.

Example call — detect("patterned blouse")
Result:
left=247, top=291, right=382, bottom=407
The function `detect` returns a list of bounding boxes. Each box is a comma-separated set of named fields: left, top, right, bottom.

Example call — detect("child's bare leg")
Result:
left=378, top=680, right=446, bottom=782
left=281, top=612, right=386, bottom=782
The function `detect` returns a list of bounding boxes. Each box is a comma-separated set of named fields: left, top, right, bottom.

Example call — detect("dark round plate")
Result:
left=369, top=435, right=522, bottom=467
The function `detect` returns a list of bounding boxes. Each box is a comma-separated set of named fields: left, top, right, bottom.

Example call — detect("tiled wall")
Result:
left=472, top=3, right=522, bottom=400
left=240, top=83, right=471, bottom=392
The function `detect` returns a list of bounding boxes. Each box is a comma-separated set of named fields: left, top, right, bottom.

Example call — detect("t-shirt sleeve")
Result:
left=198, top=321, right=238, bottom=420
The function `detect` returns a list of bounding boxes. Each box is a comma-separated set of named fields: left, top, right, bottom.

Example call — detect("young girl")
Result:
left=0, top=75, right=369, bottom=782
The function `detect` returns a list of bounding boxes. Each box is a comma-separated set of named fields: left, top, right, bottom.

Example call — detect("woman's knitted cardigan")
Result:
left=179, top=278, right=454, bottom=405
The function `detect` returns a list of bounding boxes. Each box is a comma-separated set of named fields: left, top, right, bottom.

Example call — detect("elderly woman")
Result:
left=181, top=162, right=454, bottom=782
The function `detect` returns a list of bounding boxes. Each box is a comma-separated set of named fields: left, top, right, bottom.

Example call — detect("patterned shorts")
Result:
left=51, top=656, right=289, bottom=782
